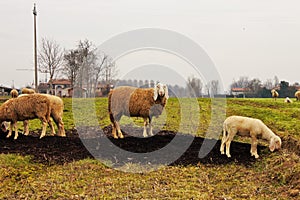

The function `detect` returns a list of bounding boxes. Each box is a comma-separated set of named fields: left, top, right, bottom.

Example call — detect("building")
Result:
left=231, top=87, right=249, bottom=98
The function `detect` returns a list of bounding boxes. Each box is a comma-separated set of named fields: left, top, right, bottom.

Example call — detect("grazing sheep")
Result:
left=21, top=88, right=35, bottom=94
left=21, top=94, right=66, bottom=137
left=220, top=115, right=281, bottom=159
left=10, top=89, right=18, bottom=98
left=0, top=94, right=52, bottom=139
left=295, top=91, right=300, bottom=101
left=284, top=97, right=292, bottom=103
left=108, top=83, right=169, bottom=139
left=271, top=89, right=279, bottom=101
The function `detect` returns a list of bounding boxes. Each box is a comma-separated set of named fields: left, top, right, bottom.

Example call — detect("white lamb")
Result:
left=284, top=97, right=292, bottom=103
left=220, top=115, right=282, bottom=158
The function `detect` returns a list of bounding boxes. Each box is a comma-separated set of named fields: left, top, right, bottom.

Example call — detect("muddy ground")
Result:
left=0, top=126, right=263, bottom=167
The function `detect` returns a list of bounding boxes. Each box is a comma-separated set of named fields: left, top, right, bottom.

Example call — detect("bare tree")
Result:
left=274, top=76, right=280, bottom=87
left=63, top=50, right=81, bottom=88
left=38, top=38, right=64, bottom=94
left=231, top=76, right=250, bottom=89
left=264, top=79, right=274, bottom=90
left=205, top=82, right=211, bottom=96
left=210, top=80, right=219, bottom=96
left=187, top=76, right=203, bottom=97
left=248, top=78, right=261, bottom=94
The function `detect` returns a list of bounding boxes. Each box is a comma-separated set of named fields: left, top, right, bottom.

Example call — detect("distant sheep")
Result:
left=108, top=83, right=169, bottom=139
left=220, top=115, right=282, bottom=158
left=21, top=88, right=35, bottom=94
left=0, top=94, right=52, bottom=139
left=10, top=89, right=18, bottom=98
left=284, top=97, right=292, bottom=103
left=295, top=91, right=300, bottom=101
left=271, top=89, right=279, bottom=101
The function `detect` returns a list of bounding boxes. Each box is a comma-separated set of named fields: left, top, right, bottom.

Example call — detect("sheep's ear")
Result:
left=164, top=85, right=169, bottom=99
left=153, top=87, right=158, bottom=101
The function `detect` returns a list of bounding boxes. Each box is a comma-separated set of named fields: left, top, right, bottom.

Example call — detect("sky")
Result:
left=0, top=0, right=299, bottom=92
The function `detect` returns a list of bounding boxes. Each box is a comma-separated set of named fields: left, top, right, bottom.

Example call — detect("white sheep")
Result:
left=295, top=91, right=300, bottom=101
left=220, top=115, right=282, bottom=158
left=108, top=83, right=169, bottom=139
left=271, top=89, right=279, bottom=101
left=10, top=89, right=18, bottom=98
left=284, top=97, right=292, bottom=103
left=0, top=94, right=52, bottom=139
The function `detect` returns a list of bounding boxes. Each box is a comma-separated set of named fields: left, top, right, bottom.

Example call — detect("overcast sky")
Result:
left=0, top=0, right=299, bottom=92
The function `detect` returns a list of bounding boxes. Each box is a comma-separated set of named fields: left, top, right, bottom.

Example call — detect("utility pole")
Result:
left=33, top=3, right=38, bottom=92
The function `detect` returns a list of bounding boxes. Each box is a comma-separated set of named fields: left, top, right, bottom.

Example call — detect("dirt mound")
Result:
left=0, top=126, right=264, bottom=166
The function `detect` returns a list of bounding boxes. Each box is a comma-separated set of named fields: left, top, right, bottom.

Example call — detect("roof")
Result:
left=50, top=79, right=71, bottom=85
left=231, top=88, right=249, bottom=92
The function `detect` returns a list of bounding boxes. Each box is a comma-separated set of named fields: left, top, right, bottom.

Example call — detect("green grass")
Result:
left=1, top=97, right=300, bottom=199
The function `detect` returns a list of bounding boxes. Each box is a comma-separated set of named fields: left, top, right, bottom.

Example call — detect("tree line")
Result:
left=37, top=38, right=222, bottom=98
left=230, top=76, right=299, bottom=98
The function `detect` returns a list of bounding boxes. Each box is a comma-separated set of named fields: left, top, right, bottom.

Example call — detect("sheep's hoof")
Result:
left=14, top=136, right=18, bottom=140
left=113, top=135, right=118, bottom=139
left=251, top=152, right=259, bottom=158
left=220, top=151, right=225, bottom=155
left=226, top=154, right=231, bottom=158
left=119, top=135, right=124, bottom=139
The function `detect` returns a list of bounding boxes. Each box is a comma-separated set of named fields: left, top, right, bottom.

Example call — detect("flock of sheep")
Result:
left=1, top=84, right=299, bottom=159
left=0, top=88, right=65, bottom=140
left=272, top=89, right=300, bottom=103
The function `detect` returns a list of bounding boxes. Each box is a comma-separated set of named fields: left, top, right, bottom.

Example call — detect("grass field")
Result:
left=0, top=97, right=300, bottom=199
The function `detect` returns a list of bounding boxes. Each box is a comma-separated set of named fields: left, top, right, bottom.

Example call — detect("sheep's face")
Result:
left=269, top=136, right=282, bottom=152
left=1, top=122, right=8, bottom=132
left=153, top=83, right=169, bottom=101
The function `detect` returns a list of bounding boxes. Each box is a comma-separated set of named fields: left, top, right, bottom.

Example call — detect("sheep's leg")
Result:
left=58, top=119, right=66, bottom=137
left=6, top=122, right=14, bottom=138
left=220, top=131, right=227, bottom=155
left=148, top=117, right=153, bottom=137
left=39, top=118, right=48, bottom=139
left=52, top=114, right=66, bottom=137
left=13, top=122, right=18, bottom=140
left=48, top=119, right=56, bottom=136
left=111, top=123, right=118, bottom=139
left=250, top=135, right=259, bottom=158
left=143, top=118, right=148, bottom=137
left=225, top=130, right=235, bottom=158
left=225, top=139, right=232, bottom=158
left=115, top=121, right=124, bottom=139
left=23, top=120, right=29, bottom=136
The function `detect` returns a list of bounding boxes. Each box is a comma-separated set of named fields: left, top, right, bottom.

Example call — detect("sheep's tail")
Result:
left=108, top=90, right=114, bottom=123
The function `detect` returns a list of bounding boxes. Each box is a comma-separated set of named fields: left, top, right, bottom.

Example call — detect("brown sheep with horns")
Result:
left=108, top=83, right=169, bottom=139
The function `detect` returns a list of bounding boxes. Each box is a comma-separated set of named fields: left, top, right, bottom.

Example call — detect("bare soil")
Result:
left=0, top=126, right=261, bottom=167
